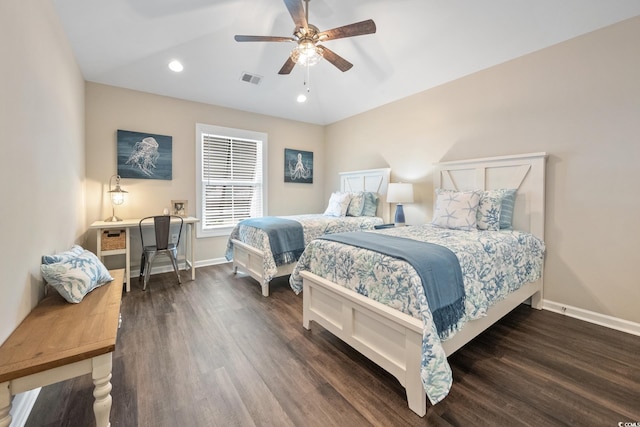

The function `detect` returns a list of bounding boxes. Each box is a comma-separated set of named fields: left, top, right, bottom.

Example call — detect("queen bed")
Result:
left=289, top=152, right=547, bottom=417
left=226, top=168, right=390, bottom=296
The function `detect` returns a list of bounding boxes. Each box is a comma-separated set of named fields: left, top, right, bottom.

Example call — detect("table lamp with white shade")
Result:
left=386, top=182, right=414, bottom=226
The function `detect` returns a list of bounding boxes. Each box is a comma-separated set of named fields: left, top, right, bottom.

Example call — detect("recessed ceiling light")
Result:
left=168, top=60, right=183, bottom=72
left=297, top=94, right=307, bottom=103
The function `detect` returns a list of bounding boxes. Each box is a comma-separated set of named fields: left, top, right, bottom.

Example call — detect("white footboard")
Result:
left=301, top=271, right=427, bottom=416
left=231, top=239, right=294, bottom=297
left=301, top=270, right=543, bottom=417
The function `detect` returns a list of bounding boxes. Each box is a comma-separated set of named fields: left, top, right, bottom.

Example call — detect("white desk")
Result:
left=89, top=216, right=199, bottom=292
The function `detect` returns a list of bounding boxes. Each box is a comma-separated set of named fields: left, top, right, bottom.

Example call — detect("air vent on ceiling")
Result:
left=240, top=72, right=262, bottom=85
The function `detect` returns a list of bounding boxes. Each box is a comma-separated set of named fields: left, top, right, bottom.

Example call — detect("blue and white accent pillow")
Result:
left=41, top=244, right=84, bottom=264
left=323, top=191, right=352, bottom=217
left=346, top=192, right=365, bottom=216
left=41, top=249, right=113, bottom=303
left=432, top=189, right=482, bottom=231
left=477, top=191, right=503, bottom=231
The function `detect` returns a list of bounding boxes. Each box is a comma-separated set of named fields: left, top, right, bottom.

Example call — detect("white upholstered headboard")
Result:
left=340, top=168, right=391, bottom=223
left=434, top=153, right=547, bottom=240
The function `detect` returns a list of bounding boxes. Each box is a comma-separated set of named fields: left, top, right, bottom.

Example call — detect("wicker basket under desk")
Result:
left=101, top=229, right=126, bottom=251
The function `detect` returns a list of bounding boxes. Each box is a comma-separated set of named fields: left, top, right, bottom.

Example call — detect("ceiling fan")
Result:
left=234, top=0, right=376, bottom=75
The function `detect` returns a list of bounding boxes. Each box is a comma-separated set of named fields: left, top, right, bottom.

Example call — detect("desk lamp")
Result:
left=105, top=175, right=128, bottom=222
left=386, top=183, right=414, bottom=226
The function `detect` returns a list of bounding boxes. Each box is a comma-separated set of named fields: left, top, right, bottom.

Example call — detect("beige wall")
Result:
left=325, top=17, right=640, bottom=324
left=0, top=0, right=85, bottom=343
left=84, top=83, right=325, bottom=267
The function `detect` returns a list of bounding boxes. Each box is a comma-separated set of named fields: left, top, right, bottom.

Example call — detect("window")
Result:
left=196, top=124, right=267, bottom=237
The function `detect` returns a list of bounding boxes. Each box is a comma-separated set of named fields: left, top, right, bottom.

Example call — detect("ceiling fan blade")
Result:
left=235, top=35, right=295, bottom=42
left=317, top=46, right=353, bottom=72
left=278, top=57, right=296, bottom=75
left=318, top=19, right=376, bottom=41
left=283, top=0, right=308, bottom=29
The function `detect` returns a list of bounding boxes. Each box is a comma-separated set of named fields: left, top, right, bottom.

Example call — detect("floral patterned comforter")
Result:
left=225, top=214, right=383, bottom=282
left=289, top=224, right=545, bottom=404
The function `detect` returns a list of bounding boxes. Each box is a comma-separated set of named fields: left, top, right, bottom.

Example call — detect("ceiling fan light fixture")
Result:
left=291, top=41, right=323, bottom=67
left=234, top=1, right=375, bottom=75
left=297, top=94, right=307, bottom=103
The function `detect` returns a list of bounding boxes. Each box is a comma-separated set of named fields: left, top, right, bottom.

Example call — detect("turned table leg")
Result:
left=92, top=354, right=113, bottom=427
left=0, top=382, right=11, bottom=427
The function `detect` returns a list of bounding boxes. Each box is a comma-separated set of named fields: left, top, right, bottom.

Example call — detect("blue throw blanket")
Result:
left=320, top=231, right=465, bottom=336
left=240, top=217, right=305, bottom=265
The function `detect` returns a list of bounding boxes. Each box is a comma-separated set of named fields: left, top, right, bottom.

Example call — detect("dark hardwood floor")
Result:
left=25, top=264, right=640, bottom=426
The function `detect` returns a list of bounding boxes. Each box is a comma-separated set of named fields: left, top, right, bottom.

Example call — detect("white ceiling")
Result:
left=52, top=0, right=640, bottom=125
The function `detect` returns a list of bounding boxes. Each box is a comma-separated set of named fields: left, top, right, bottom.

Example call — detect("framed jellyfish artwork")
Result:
left=284, top=148, right=313, bottom=184
left=116, top=129, right=172, bottom=180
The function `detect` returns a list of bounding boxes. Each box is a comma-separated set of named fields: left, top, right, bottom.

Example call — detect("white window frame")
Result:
left=195, top=123, right=268, bottom=238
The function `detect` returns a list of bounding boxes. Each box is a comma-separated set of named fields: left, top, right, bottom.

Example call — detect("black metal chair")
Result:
left=138, top=215, right=184, bottom=290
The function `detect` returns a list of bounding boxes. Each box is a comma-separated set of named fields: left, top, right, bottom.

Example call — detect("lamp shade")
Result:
left=386, top=183, right=414, bottom=204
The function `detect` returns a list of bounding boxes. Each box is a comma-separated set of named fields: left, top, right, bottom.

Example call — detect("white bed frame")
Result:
left=300, top=153, right=547, bottom=416
left=232, top=168, right=391, bottom=296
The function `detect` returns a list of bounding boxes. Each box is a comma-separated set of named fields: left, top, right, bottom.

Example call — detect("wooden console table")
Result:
left=0, top=269, right=124, bottom=427
left=90, top=216, right=199, bottom=292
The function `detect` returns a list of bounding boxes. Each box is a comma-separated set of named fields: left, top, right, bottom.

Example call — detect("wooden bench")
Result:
left=0, top=269, right=124, bottom=427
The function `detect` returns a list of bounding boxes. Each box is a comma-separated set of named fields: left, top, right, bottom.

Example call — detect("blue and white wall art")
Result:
left=284, top=148, right=313, bottom=184
left=117, top=129, right=172, bottom=180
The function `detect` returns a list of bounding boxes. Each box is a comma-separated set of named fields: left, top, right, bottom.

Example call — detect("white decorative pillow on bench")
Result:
left=41, top=247, right=113, bottom=303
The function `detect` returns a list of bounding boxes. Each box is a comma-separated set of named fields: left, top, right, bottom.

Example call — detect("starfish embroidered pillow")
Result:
left=432, top=189, right=482, bottom=231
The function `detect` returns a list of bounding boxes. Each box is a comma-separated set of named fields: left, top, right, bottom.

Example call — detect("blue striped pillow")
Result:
left=499, top=189, right=517, bottom=229
left=361, top=192, right=379, bottom=217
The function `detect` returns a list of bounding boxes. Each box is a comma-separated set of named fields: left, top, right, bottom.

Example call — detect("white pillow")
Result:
left=324, top=192, right=352, bottom=217
left=432, top=189, right=481, bottom=231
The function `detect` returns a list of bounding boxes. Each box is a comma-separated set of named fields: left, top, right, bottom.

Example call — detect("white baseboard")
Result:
left=543, top=300, right=640, bottom=337
left=128, top=257, right=229, bottom=278
left=9, top=388, right=40, bottom=427
left=194, top=257, right=229, bottom=268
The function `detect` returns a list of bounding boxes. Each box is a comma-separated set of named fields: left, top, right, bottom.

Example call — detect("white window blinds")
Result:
left=200, top=133, right=263, bottom=230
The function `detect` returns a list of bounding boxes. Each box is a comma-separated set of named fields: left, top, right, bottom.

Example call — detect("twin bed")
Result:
left=289, top=152, right=547, bottom=416
left=226, top=168, right=391, bottom=296
left=226, top=153, right=547, bottom=417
